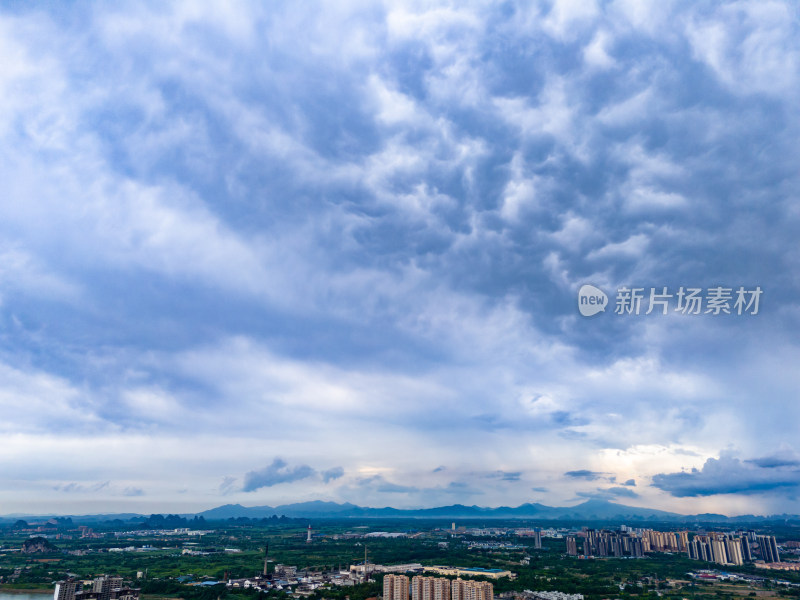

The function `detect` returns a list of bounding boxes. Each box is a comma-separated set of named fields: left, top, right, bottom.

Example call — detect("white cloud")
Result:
left=584, top=29, right=616, bottom=69
left=587, top=233, right=650, bottom=260
left=685, top=1, right=800, bottom=96
left=0, top=362, right=97, bottom=434
left=541, top=0, right=600, bottom=41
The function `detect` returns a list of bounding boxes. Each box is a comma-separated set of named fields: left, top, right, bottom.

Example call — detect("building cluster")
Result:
left=350, top=563, right=424, bottom=577
left=454, top=527, right=562, bottom=542
left=497, top=591, right=582, bottom=600
left=227, top=563, right=370, bottom=595
left=522, top=592, right=584, bottom=600
left=467, top=542, right=526, bottom=551
left=562, top=527, right=783, bottom=568
left=383, top=574, right=494, bottom=600
left=224, top=561, right=506, bottom=599
left=54, top=577, right=139, bottom=600
left=566, top=528, right=686, bottom=558
left=688, top=534, right=749, bottom=565
left=687, top=533, right=780, bottom=566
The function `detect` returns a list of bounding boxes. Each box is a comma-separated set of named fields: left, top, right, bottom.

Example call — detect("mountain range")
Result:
left=193, top=499, right=788, bottom=522
left=3, top=499, right=798, bottom=524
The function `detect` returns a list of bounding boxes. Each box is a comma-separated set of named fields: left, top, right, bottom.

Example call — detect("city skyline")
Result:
left=1, top=2, right=799, bottom=516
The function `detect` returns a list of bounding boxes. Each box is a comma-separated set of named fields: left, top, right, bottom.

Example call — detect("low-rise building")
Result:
left=423, top=567, right=512, bottom=580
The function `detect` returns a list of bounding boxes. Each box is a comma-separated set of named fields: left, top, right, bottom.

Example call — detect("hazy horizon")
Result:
left=3, top=496, right=794, bottom=520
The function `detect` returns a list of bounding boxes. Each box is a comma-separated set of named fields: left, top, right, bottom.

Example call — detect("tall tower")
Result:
left=306, top=524, right=312, bottom=543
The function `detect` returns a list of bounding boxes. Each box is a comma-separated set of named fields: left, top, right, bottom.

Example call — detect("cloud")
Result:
left=54, top=481, right=111, bottom=493
left=602, top=486, right=639, bottom=499
left=219, top=476, right=237, bottom=493
left=487, top=470, right=522, bottom=481
left=242, top=458, right=316, bottom=492
left=565, top=470, right=606, bottom=481
left=53, top=481, right=144, bottom=497
left=746, top=451, right=800, bottom=469
left=574, top=485, right=640, bottom=500
left=322, top=467, right=344, bottom=483
left=652, top=454, right=800, bottom=497
left=355, top=475, right=419, bottom=494
left=377, top=481, right=419, bottom=494
left=443, top=481, right=483, bottom=495
left=0, top=0, right=799, bottom=516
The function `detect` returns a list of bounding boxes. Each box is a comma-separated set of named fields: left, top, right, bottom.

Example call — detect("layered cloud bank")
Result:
left=0, top=1, right=799, bottom=516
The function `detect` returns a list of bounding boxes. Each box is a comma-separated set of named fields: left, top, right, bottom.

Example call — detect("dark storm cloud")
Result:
left=652, top=455, right=800, bottom=497
left=746, top=452, right=800, bottom=469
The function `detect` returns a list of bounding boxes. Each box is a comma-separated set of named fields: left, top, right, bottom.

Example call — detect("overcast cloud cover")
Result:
left=1, top=0, right=800, bottom=516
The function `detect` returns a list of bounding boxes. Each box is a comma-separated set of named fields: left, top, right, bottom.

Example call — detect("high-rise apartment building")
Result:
left=93, top=576, right=123, bottom=600
left=710, top=538, right=728, bottom=564
left=54, top=579, right=79, bottom=600
left=451, top=578, right=493, bottom=600
left=54, top=576, right=136, bottom=600
left=725, top=538, right=744, bottom=566
left=688, top=534, right=747, bottom=566
left=411, top=576, right=450, bottom=600
left=741, top=537, right=753, bottom=562
left=629, top=537, right=644, bottom=558
left=676, top=531, right=689, bottom=552
left=384, top=574, right=410, bottom=600
left=412, top=576, right=433, bottom=600
left=757, top=535, right=780, bottom=563
left=566, top=537, right=578, bottom=556
left=433, top=577, right=452, bottom=600
left=409, top=575, right=491, bottom=600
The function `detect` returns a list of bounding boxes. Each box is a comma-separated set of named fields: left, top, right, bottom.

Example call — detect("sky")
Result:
left=1, top=0, right=799, bottom=517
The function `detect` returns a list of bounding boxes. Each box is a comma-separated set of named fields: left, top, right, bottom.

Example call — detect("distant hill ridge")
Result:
left=194, top=498, right=791, bottom=522
left=2, top=499, right=797, bottom=523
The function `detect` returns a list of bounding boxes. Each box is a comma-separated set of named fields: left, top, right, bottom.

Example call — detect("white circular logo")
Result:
left=578, top=284, right=608, bottom=317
